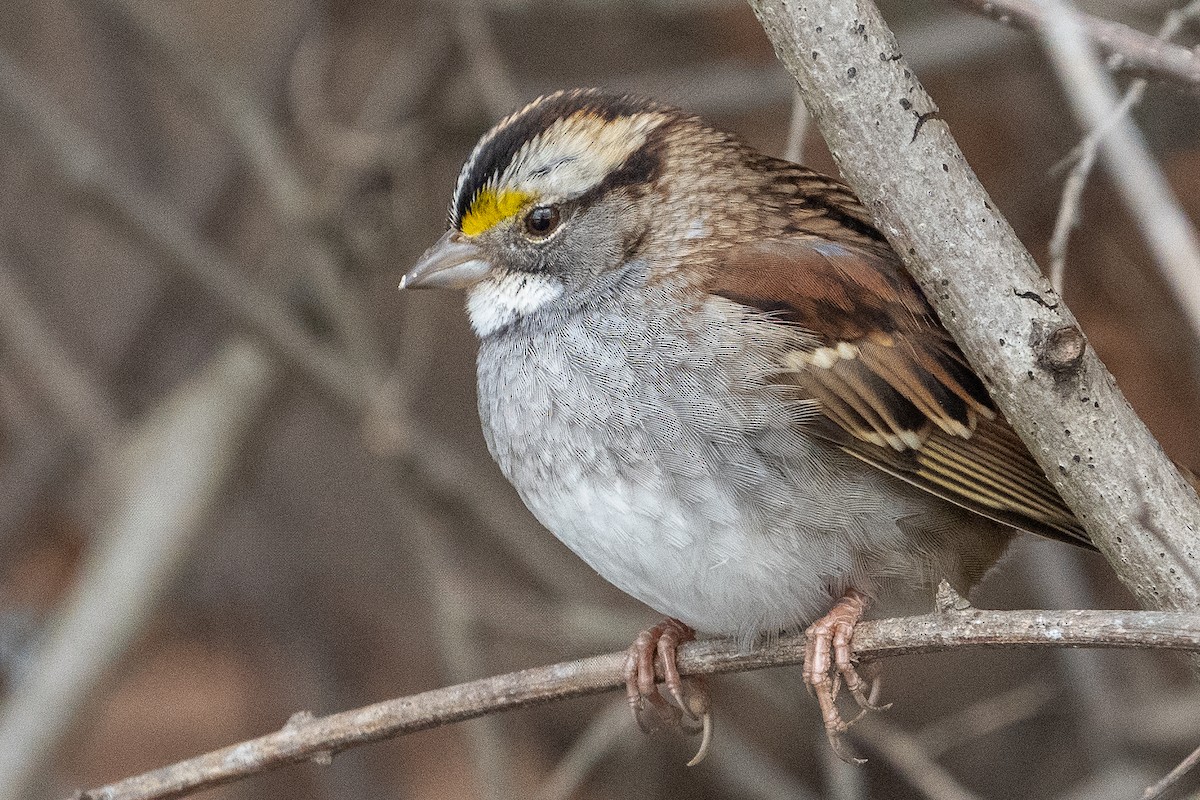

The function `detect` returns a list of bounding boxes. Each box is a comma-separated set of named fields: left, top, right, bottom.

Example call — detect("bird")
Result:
left=400, top=88, right=1093, bottom=762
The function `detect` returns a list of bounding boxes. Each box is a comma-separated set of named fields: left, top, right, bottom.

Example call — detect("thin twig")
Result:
left=1144, top=741, right=1200, bottom=800
left=1038, top=0, right=1200, bottom=417
left=1047, top=88, right=1131, bottom=295
left=950, top=0, right=1200, bottom=89
left=72, top=608, right=1200, bottom=800
left=1048, top=0, right=1200, bottom=294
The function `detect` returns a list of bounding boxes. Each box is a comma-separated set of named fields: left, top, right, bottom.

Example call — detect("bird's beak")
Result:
left=400, top=230, right=491, bottom=290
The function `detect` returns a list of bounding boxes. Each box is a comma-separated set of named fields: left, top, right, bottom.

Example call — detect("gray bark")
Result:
left=747, top=0, right=1200, bottom=613
left=75, top=607, right=1200, bottom=800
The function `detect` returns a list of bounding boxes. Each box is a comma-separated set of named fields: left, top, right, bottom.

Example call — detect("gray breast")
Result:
left=471, top=283, right=1002, bottom=640
left=475, top=287, right=818, bottom=531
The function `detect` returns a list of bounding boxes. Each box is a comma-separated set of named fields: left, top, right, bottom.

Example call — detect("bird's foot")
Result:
left=803, top=588, right=890, bottom=763
left=624, top=617, right=714, bottom=766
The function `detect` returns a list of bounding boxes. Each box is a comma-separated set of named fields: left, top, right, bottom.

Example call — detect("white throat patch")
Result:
left=466, top=271, right=564, bottom=337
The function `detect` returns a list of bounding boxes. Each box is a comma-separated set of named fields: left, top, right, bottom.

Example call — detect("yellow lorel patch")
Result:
left=460, top=188, right=532, bottom=236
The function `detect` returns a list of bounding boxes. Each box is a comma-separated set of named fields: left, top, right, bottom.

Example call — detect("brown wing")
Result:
left=710, top=237, right=1092, bottom=548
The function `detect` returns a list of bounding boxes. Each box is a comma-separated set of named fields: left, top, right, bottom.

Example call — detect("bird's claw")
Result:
left=624, top=618, right=714, bottom=764
left=803, top=588, right=888, bottom=762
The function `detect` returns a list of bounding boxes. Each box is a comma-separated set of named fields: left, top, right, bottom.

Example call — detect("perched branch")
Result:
left=73, top=608, right=1200, bottom=800
left=746, top=0, right=1200, bottom=615
left=950, top=0, right=1200, bottom=90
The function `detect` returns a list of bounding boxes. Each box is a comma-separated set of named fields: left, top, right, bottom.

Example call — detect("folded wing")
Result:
left=709, top=237, right=1091, bottom=548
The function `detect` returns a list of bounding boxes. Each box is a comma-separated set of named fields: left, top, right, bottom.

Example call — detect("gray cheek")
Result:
left=559, top=210, right=635, bottom=284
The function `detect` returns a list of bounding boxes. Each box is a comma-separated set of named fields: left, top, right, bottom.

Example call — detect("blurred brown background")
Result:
left=1, top=0, right=1199, bottom=798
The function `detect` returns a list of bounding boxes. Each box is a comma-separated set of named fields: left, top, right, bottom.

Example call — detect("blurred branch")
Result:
left=1019, top=543, right=1127, bottom=767
left=0, top=44, right=585, bottom=599
left=949, top=0, right=1200, bottom=89
left=0, top=415, right=72, bottom=552
left=1038, top=0, right=1200, bottom=373
left=394, top=490, right=515, bottom=800
left=535, top=700, right=630, bottom=800
left=78, top=0, right=385, bottom=372
left=852, top=716, right=983, bottom=800
left=0, top=340, right=277, bottom=800
left=75, top=0, right=314, bottom=220
left=0, top=46, right=363, bottom=405
left=820, top=726, right=868, bottom=800
left=703, top=720, right=822, bottom=800
left=783, top=87, right=809, bottom=163
left=915, top=679, right=1058, bottom=758
left=455, top=2, right=521, bottom=120
left=578, top=15, right=1021, bottom=118
left=747, top=0, right=1200, bottom=619
left=73, top=607, right=1200, bottom=800
left=0, top=254, right=122, bottom=455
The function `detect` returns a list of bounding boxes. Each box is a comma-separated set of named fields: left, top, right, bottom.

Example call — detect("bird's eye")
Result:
left=523, top=205, right=561, bottom=238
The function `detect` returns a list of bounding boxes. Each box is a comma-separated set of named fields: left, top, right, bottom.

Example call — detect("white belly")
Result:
left=512, top=450, right=845, bottom=645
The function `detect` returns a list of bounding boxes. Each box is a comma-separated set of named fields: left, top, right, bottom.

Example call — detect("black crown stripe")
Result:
left=451, top=89, right=663, bottom=227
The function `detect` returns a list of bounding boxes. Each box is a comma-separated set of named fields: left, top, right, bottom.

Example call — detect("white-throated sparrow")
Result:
left=401, top=89, right=1092, bottom=762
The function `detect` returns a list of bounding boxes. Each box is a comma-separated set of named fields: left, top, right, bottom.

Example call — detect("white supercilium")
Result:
left=455, top=109, right=668, bottom=217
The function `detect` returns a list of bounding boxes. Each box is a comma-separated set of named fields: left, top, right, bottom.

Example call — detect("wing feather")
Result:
left=708, top=237, right=1092, bottom=548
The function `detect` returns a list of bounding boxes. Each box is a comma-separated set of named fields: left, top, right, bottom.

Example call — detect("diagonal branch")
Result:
left=1037, top=0, right=1200, bottom=376
left=1046, top=0, right=1200, bottom=296
left=746, top=0, right=1200, bottom=618
left=0, top=341, right=278, bottom=800
left=73, top=608, right=1200, bottom=800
